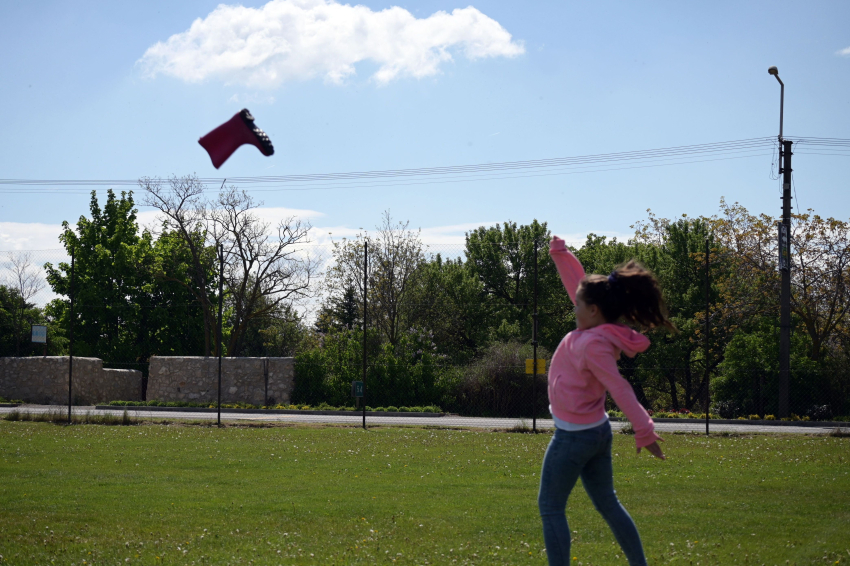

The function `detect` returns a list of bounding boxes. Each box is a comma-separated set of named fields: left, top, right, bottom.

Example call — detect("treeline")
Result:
left=2, top=177, right=849, bottom=418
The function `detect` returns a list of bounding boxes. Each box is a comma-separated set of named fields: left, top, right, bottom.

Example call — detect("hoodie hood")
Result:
left=587, top=323, right=650, bottom=358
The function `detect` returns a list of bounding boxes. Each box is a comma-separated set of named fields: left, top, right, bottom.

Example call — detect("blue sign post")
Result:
left=31, top=325, right=47, bottom=344
left=31, top=324, right=47, bottom=356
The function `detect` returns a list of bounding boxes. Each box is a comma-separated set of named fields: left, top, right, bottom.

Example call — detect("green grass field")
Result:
left=0, top=421, right=848, bottom=565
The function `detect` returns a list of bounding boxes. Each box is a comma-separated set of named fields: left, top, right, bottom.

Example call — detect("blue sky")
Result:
left=1, top=0, right=849, bottom=251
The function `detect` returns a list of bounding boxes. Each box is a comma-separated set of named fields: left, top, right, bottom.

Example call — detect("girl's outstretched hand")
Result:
left=638, top=441, right=665, bottom=460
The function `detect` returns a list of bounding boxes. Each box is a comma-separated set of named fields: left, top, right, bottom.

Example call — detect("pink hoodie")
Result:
left=548, top=236, right=661, bottom=449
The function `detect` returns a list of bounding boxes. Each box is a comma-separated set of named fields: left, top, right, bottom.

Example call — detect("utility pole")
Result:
left=769, top=66, right=791, bottom=418
left=779, top=139, right=792, bottom=417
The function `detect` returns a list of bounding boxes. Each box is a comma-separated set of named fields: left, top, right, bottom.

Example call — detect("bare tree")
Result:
left=211, top=185, right=315, bottom=355
left=325, top=211, right=424, bottom=345
left=371, top=212, right=424, bottom=345
left=141, top=175, right=219, bottom=355
left=141, top=175, right=315, bottom=356
left=5, top=252, right=46, bottom=356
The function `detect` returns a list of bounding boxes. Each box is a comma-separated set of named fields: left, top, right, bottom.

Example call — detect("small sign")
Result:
left=351, top=381, right=364, bottom=398
left=525, top=359, right=546, bottom=374
left=31, top=325, right=47, bottom=344
left=778, top=224, right=790, bottom=271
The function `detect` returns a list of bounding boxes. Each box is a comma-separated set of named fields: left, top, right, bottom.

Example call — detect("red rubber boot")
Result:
left=198, top=109, right=275, bottom=169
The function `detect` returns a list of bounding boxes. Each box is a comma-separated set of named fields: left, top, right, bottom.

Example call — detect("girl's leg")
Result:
left=538, top=429, right=587, bottom=566
left=580, top=430, right=648, bottom=566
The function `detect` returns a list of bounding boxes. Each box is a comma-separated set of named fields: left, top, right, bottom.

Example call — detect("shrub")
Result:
left=293, top=327, right=453, bottom=409
left=453, top=341, right=549, bottom=417
left=712, top=400, right=741, bottom=419
left=807, top=404, right=832, bottom=421
left=764, top=414, right=776, bottom=420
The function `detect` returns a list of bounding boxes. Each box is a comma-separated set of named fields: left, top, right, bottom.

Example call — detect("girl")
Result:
left=539, top=236, right=673, bottom=566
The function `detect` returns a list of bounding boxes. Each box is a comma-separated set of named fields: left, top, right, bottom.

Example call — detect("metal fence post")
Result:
left=532, top=237, right=539, bottom=432
left=362, top=240, right=368, bottom=430
left=704, top=237, right=710, bottom=436
left=217, top=243, right=224, bottom=427
left=68, top=247, right=75, bottom=424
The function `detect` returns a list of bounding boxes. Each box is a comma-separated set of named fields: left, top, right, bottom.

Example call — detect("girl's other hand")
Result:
left=637, top=441, right=665, bottom=460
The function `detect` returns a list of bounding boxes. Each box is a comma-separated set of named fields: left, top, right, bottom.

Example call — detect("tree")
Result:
left=142, top=175, right=316, bottom=356
left=404, top=254, right=490, bottom=364
left=44, top=190, right=155, bottom=367
left=712, top=200, right=850, bottom=362
left=464, top=220, right=565, bottom=349
left=325, top=211, right=424, bottom=346
left=315, top=282, right=360, bottom=333
left=633, top=218, right=728, bottom=411
left=3, top=252, right=45, bottom=356
left=0, top=285, right=53, bottom=356
left=212, top=185, right=315, bottom=356
left=141, top=175, right=219, bottom=355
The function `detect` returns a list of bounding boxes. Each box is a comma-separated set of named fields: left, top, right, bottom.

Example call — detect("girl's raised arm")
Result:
left=549, top=236, right=585, bottom=304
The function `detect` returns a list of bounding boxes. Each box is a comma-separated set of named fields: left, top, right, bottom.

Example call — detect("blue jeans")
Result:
left=537, top=422, right=647, bottom=566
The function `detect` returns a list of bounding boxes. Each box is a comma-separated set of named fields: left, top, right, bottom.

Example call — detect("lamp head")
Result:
left=768, top=66, right=779, bottom=76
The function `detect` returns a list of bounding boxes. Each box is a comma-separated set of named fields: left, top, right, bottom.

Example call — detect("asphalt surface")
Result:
left=2, top=405, right=846, bottom=434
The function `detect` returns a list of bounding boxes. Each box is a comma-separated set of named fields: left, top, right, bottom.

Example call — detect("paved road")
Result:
left=2, top=405, right=845, bottom=434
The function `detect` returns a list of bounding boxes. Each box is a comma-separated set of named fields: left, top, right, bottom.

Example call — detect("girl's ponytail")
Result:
left=580, top=261, right=675, bottom=331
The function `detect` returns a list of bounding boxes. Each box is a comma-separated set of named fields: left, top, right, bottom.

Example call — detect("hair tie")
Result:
left=607, top=271, right=618, bottom=284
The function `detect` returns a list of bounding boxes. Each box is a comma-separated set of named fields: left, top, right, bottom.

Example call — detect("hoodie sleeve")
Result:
left=584, top=338, right=662, bottom=449
left=549, top=236, right=585, bottom=304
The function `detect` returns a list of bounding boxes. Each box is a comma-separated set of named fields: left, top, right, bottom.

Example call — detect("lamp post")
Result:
left=769, top=65, right=792, bottom=418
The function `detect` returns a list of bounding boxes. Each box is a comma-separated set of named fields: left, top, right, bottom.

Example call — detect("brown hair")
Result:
left=578, top=260, right=676, bottom=331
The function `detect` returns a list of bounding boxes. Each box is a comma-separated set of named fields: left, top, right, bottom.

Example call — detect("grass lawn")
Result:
left=0, top=420, right=848, bottom=565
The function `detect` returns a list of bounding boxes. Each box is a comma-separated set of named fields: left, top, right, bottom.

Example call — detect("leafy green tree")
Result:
left=405, top=254, right=490, bottom=364
left=44, top=190, right=154, bottom=369
left=464, top=220, right=566, bottom=350
left=631, top=218, right=725, bottom=411
left=0, top=285, right=57, bottom=356
left=3, top=252, right=46, bottom=356
left=43, top=189, right=209, bottom=395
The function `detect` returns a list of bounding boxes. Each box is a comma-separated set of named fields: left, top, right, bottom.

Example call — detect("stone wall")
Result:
left=0, top=357, right=143, bottom=405
left=147, top=357, right=294, bottom=406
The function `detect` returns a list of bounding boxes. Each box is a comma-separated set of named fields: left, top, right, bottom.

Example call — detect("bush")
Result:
left=292, top=328, right=453, bottom=409
left=451, top=341, right=550, bottom=418
left=806, top=405, right=832, bottom=421
left=105, top=400, right=439, bottom=413
left=712, top=400, right=741, bottom=419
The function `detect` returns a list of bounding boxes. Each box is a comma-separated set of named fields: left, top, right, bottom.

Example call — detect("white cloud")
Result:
left=837, top=46, right=850, bottom=57
left=138, top=0, right=524, bottom=88
left=1, top=207, right=325, bottom=252
left=0, top=222, right=65, bottom=251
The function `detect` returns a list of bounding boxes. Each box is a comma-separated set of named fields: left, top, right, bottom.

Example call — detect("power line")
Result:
left=0, top=136, right=775, bottom=185
left=1, top=135, right=847, bottom=195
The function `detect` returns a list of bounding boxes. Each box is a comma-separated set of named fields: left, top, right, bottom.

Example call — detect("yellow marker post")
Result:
left=525, top=359, right=547, bottom=374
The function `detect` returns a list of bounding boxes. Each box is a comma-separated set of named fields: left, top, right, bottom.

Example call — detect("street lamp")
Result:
left=768, top=66, right=784, bottom=141
left=769, top=65, right=792, bottom=417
